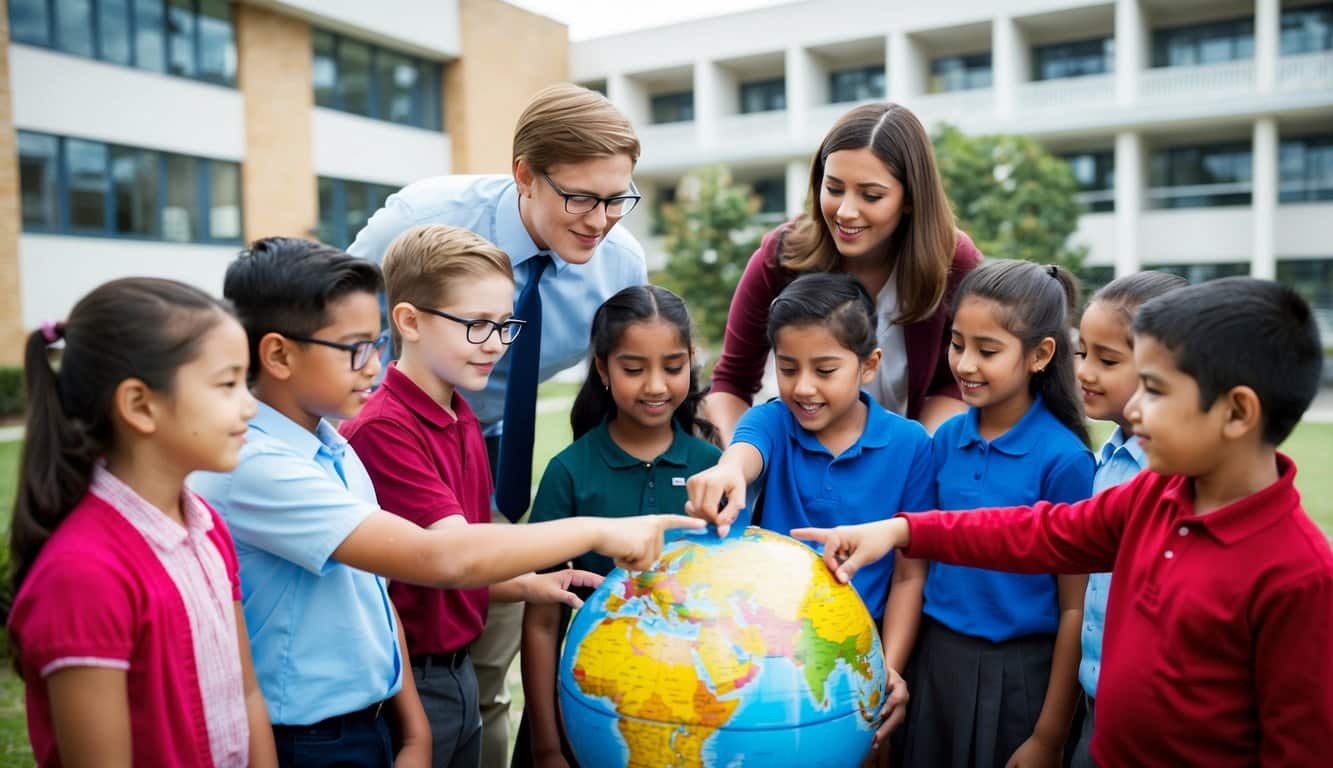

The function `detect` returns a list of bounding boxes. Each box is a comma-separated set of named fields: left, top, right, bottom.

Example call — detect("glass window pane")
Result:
left=316, top=177, right=339, bottom=245
left=99, top=0, right=132, bottom=65
left=421, top=62, right=443, bottom=131
left=163, top=154, right=198, bottom=242
left=11, top=0, right=53, bottom=46
left=197, top=0, right=235, bottom=84
left=208, top=161, right=241, bottom=240
left=66, top=138, right=108, bottom=231
left=313, top=31, right=338, bottom=108
left=134, top=0, right=166, bottom=71
left=17, top=132, right=60, bottom=229
left=55, top=0, right=95, bottom=56
left=166, top=0, right=195, bottom=77
left=376, top=50, right=418, bottom=124
left=650, top=91, right=693, bottom=123
left=337, top=39, right=372, bottom=116
left=343, top=181, right=369, bottom=248
left=111, top=146, right=158, bottom=236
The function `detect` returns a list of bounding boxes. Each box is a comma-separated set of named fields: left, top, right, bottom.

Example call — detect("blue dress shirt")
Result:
left=190, top=402, right=402, bottom=726
left=347, top=175, right=648, bottom=433
left=1078, top=426, right=1147, bottom=698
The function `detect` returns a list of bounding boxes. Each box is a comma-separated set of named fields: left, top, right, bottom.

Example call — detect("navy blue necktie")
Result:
left=495, top=255, right=552, bottom=520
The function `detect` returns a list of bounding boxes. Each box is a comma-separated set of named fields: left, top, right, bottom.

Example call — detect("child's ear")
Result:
left=391, top=303, right=420, bottom=344
left=257, top=332, right=296, bottom=382
left=513, top=157, right=536, bottom=198
left=593, top=357, right=610, bottom=389
left=1029, top=337, right=1057, bottom=374
left=860, top=348, right=883, bottom=384
left=1219, top=385, right=1264, bottom=442
left=112, top=378, right=159, bottom=436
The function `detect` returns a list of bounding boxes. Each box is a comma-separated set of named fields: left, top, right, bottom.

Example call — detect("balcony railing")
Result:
left=910, top=88, right=995, bottom=127
left=1017, top=73, right=1115, bottom=113
left=1278, top=50, right=1333, bottom=93
left=718, top=110, right=789, bottom=144
left=1139, top=59, right=1255, bottom=103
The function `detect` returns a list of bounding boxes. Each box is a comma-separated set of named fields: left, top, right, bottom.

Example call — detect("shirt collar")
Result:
left=595, top=419, right=695, bottom=469
left=493, top=182, right=569, bottom=276
left=1160, top=453, right=1301, bottom=545
left=956, top=395, right=1046, bottom=456
left=380, top=364, right=475, bottom=430
left=250, top=401, right=347, bottom=464
left=790, top=391, right=890, bottom=457
left=90, top=464, right=213, bottom=551
left=1099, top=426, right=1146, bottom=468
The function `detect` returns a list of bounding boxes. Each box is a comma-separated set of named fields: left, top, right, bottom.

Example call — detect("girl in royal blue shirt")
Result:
left=906, top=260, right=1094, bottom=768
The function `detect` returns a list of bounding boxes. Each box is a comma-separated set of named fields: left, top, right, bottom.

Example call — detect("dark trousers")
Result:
left=415, top=653, right=483, bottom=768
left=1068, top=694, right=1096, bottom=768
left=510, top=604, right=580, bottom=768
left=273, top=703, right=394, bottom=768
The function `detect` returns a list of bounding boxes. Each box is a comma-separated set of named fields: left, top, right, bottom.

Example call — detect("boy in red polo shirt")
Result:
left=793, top=277, right=1332, bottom=766
left=340, top=225, right=612, bottom=767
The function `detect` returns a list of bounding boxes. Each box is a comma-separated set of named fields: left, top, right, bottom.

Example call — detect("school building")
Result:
left=570, top=0, right=1333, bottom=322
left=0, top=0, right=567, bottom=363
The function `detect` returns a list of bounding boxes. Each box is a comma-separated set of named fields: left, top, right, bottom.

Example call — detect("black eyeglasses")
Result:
left=282, top=332, right=389, bottom=371
left=541, top=174, right=641, bottom=217
left=412, top=305, right=526, bottom=345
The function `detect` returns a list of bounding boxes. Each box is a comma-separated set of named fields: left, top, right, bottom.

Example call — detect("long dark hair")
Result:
left=767, top=272, right=878, bottom=360
left=8, top=278, right=230, bottom=598
left=1089, top=270, right=1189, bottom=332
left=570, top=286, right=717, bottom=444
left=955, top=260, right=1090, bottom=447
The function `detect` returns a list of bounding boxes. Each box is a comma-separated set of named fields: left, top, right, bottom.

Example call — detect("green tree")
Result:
left=932, top=124, right=1086, bottom=273
left=657, top=166, right=763, bottom=349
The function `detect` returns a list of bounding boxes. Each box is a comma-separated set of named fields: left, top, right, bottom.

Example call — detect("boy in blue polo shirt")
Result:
left=191, top=238, right=700, bottom=767
left=685, top=273, right=932, bottom=753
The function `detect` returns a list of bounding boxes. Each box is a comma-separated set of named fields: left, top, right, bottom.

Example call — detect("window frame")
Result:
left=311, top=27, right=445, bottom=132
left=828, top=64, right=886, bottom=104
left=738, top=77, right=787, bottom=114
left=317, top=177, right=395, bottom=249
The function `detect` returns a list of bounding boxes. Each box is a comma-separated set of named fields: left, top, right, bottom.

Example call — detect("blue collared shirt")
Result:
left=732, top=392, right=936, bottom=621
left=190, top=402, right=402, bottom=726
left=347, top=175, right=648, bottom=432
left=925, top=396, right=1095, bottom=642
left=1078, top=426, right=1147, bottom=698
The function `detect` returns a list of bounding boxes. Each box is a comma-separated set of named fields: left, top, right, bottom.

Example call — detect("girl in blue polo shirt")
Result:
left=516, top=285, right=722, bottom=768
left=903, top=259, right=1095, bottom=768
left=685, top=272, right=934, bottom=754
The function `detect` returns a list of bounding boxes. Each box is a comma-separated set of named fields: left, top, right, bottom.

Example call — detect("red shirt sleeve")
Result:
left=902, top=472, right=1142, bottom=575
left=346, top=418, right=464, bottom=527
left=709, top=226, right=791, bottom=403
left=1253, top=568, right=1333, bottom=766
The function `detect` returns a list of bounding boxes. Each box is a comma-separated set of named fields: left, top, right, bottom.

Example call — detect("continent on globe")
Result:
left=559, top=527, right=888, bottom=768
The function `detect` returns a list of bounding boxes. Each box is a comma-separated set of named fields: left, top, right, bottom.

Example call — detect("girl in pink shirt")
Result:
left=7, top=278, right=276, bottom=767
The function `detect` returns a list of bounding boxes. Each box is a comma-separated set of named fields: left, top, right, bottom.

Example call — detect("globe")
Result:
left=558, top=526, right=888, bottom=768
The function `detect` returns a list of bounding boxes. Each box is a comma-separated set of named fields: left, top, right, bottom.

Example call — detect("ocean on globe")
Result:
left=558, top=526, right=887, bottom=768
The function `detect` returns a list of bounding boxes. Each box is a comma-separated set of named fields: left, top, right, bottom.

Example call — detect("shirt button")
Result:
left=1177, top=526, right=1189, bottom=537
left=648, top=480, right=655, bottom=489
left=1164, top=550, right=1175, bottom=560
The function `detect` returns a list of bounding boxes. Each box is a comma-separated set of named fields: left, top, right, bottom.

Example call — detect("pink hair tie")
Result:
left=39, top=321, right=63, bottom=344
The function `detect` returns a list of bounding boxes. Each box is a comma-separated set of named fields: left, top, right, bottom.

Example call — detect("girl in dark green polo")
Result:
left=513, top=285, right=722, bottom=768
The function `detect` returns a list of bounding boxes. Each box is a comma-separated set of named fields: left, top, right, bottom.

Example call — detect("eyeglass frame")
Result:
left=540, top=173, right=642, bottom=217
left=281, top=331, right=389, bottom=371
left=411, top=305, right=528, bottom=346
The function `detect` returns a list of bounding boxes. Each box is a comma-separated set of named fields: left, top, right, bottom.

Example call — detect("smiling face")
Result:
left=1124, top=334, right=1229, bottom=477
left=949, top=296, right=1053, bottom=430
left=819, top=147, right=909, bottom=264
left=596, top=319, right=692, bottom=435
left=400, top=274, right=515, bottom=398
left=515, top=154, right=636, bottom=265
left=1076, top=300, right=1139, bottom=430
left=288, top=290, right=384, bottom=422
left=774, top=323, right=879, bottom=445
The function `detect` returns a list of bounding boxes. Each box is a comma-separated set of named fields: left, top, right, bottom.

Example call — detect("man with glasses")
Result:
left=347, top=83, right=647, bottom=768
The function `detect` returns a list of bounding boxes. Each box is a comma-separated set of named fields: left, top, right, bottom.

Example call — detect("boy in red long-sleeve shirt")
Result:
left=793, top=277, right=1332, bottom=767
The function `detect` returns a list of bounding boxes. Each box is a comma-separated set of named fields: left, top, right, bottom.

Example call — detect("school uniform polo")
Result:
left=732, top=392, right=935, bottom=620
left=529, top=419, right=722, bottom=577
left=190, top=402, right=402, bottom=727
left=340, top=364, right=492, bottom=653
left=901, top=454, right=1333, bottom=767
left=924, top=397, right=1094, bottom=642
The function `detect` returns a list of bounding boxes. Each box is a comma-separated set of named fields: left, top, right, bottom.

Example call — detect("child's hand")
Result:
left=684, top=464, right=748, bottom=537
left=595, top=515, right=706, bottom=571
left=1004, top=733, right=1062, bottom=768
left=521, top=569, right=604, bottom=608
left=790, top=518, right=909, bottom=584
left=394, top=738, right=431, bottom=768
left=873, top=666, right=909, bottom=748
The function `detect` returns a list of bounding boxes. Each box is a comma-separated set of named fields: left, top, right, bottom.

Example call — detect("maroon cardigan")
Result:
left=710, top=223, right=983, bottom=420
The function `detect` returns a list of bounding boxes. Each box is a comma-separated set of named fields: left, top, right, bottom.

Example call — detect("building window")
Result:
left=7, top=0, right=235, bottom=85
left=1282, top=4, right=1333, bottom=55
left=1061, top=151, right=1115, bottom=213
left=1280, top=135, right=1333, bottom=203
left=312, top=29, right=444, bottom=131
left=929, top=52, right=992, bottom=93
left=739, top=77, right=786, bottom=114
left=1034, top=37, right=1114, bottom=80
left=1148, top=143, right=1252, bottom=209
left=1277, top=259, right=1333, bottom=312
left=16, top=130, right=242, bottom=244
left=581, top=80, right=608, bottom=96
left=1142, top=263, right=1250, bottom=283
left=1078, top=266, right=1115, bottom=299
left=317, top=177, right=395, bottom=248
left=829, top=65, right=885, bottom=103
left=1151, top=16, right=1254, bottom=67
left=650, top=91, right=694, bottom=124
left=751, top=178, right=786, bottom=222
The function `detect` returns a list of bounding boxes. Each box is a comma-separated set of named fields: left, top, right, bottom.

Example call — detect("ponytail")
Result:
left=1032, top=265, right=1090, bottom=448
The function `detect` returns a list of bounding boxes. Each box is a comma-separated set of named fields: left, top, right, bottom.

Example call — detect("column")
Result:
left=1255, top=0, right=1280, bottom=92
left=0, top=0, right=24, bottom=361
left=888, top=30, right=925, bottom=105
left=695, top=60, right=735, bottom=148
left=1251, top=118, right=1278, bottom=279
left=1115, top=0, right=1147, bottom=106
left=786, top=46, right=823, bottom=144
left=1114, top=131, right=1144, bottom=277
left=992, top=15, right=1024, bottom=119
left=606, top=73, right=647, bottom=127
left=785, top=159, right=810, bottom=219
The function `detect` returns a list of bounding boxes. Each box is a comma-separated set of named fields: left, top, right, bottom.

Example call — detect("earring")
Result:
left=602, top=381, right=609, bottom=391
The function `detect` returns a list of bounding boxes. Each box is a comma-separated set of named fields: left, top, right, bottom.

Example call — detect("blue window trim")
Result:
left=317, top=176, right=395, bottom=249
left=17, top=129, right=243, bottom=245
left=313, top=27, right=445, bottom=132
left=8, top=0, right=235, bottom=87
